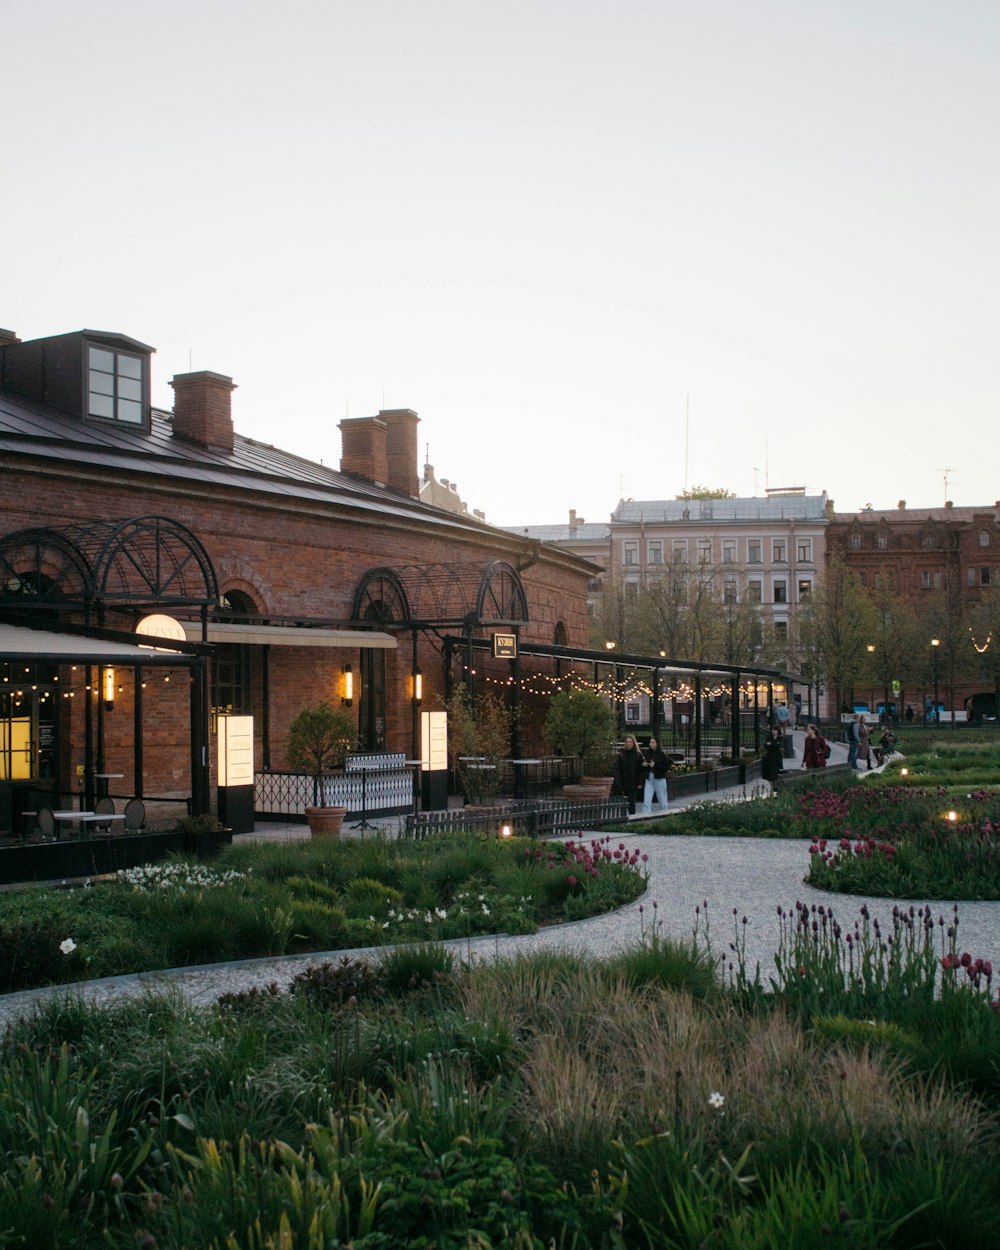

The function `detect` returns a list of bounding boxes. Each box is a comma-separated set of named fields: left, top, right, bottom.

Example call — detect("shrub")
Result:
left=374, top=942, right=455, bottom=997
left=289, top=957, right=383, bottom=1010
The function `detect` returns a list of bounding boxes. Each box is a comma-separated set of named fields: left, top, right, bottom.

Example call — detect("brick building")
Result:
left=827, top=501, right=1000, bottom=717
left=0, top=322, right=597, bottom=818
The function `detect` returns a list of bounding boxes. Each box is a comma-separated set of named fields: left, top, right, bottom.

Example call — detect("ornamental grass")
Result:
left=3, top=927, right=1000, bottom=1248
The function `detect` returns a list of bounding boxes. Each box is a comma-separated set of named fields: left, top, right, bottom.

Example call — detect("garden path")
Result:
left=3, top=730, right=997, bottom=1024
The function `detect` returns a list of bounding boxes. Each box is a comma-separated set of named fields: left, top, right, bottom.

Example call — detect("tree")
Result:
left=444, top=685, right=513, bottom=803
left=286, top=702, right=356, bottom=807
left=675, top=485, right=736, bottom=500
left=804, top=556, right=878, bottom=713
left=588, top=573, right=644, bottom=652
left=962, top=585, right=1000, bottom=719
left=544, top=688, right=618, bottom=776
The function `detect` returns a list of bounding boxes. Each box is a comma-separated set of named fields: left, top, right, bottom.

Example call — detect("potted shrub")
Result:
left=544, top=689, right=618, bottom=796
left=445, top=686, right=513, bottom=807
left=286, top=701, right=355, bottom=837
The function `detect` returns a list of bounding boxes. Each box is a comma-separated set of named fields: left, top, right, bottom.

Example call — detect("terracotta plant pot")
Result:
left=305, top=805, right=347, bottom=838
left=562, top=783, right=609, bottom=803
left=580, top=775, right=614, bottom=797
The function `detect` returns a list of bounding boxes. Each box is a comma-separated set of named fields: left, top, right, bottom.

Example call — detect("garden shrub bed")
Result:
left=2, top=912, right=1000, bottom=1249
left=0, top=833, right=648, bottom=994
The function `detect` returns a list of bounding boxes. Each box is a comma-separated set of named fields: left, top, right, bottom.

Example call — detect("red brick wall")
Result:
left=2, top=461, right=593, bottom=800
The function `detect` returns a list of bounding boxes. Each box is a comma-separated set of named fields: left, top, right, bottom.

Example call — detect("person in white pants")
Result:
left=642, top=737, right=671, bottom=813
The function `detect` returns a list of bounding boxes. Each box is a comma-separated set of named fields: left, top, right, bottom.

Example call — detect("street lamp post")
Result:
left=866, top=644, right=876, bottom=713
left=931, top=638, right=940, bottom=724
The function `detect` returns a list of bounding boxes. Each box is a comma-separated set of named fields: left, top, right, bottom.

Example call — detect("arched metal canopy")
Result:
left=0, top=516, right=219, bottom=612
left=353, top=560, right=529, bottom=628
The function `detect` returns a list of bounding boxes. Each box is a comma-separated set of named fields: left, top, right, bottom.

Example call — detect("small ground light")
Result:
left=947, top=811, right=957, bottom=822
left=900, top=767, right=908, bottom=776
left=499, top=823, right=512, bottom=838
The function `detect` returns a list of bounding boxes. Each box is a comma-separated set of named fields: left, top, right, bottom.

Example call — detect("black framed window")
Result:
left=87, top=345, right=145, bottom=424
left=213, top=591, right=255, bottom=714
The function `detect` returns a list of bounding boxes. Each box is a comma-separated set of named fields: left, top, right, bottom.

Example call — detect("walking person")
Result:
left=856, top=713, right=872, bottom=770
left=847, top=715, right=860, bottom=769
left=803, top=723, right=830, bottom=769
left=641, top=736, right=672, bottom=813
left=761, top=725, right=784, bottom=790
left=613, top=734, right=646, bottom=815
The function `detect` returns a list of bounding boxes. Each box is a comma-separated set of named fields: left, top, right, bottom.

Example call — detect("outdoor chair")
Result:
left=123, top=798, right=145, bottom=832
left=36, top=806, right=55, bottom=839
left=93, top=796, right=116, bottom=835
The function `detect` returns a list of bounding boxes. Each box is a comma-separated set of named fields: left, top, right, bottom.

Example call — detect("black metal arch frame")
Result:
left=475, top=560, right=528, bottom=624
left=0, top=516, right=219, bottom=617
left=351, top=567, right=412, bottom=626
left=352, top=560, right=530, bottom=631
left=0, top=528, right=92, bottom=608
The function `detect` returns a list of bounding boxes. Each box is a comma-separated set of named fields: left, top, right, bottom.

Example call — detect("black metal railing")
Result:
left=404, top=796, right=629, bottom=840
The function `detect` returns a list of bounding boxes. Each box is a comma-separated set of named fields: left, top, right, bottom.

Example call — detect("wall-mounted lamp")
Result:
left=412, top=667, right=423, bottom=704
left=341, top=664, right=353, bottom=707
left=102, top=667, right=116, bottom=711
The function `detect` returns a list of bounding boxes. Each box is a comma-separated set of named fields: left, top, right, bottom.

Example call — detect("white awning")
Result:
left=180, top=623, right=397, bottom=649
left=0, top=622, right=192, bottom=663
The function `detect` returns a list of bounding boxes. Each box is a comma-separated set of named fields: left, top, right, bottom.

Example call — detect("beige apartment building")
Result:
left=607, top=490, right=830, bottom=647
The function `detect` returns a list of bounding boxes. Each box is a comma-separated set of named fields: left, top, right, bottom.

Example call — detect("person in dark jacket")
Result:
left=613, top=735, right=645, bottom=814
left=802, top=723, right=829, bottom=769
left=641, top=736, right=672, bottom=813
left=761, top=725, right=784, bottom=788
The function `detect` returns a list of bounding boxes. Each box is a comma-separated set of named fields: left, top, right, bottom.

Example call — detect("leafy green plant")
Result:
left=544, top=687, right=618, bottom=776
left=286, top=701, right=356, bottom=806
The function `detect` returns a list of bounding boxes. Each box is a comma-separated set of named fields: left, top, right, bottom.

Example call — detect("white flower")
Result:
left=708, top=1091, right=725, bottom=1111
left=59, top=938, right=77, bottom=956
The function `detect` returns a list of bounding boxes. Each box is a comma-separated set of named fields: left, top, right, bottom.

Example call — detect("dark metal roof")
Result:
left=0, top=390, right=513, bottom=540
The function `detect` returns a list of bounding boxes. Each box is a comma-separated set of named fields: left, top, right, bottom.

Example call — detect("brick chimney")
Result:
left=169, top=371, right=236, bottom=451
left=0, top=328, right=20, bottom=348
left=380, top=408, right=420, bottom=498
left=339, top=416, right=389, bottom=486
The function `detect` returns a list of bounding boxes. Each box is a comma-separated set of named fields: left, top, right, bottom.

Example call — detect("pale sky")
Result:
left=4, top=1, right=998, bottom=525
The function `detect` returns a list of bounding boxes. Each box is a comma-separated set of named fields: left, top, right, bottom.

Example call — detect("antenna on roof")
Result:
left=752, top=467, right=761, bottom=496
left=684, top=395, right=689, bottom=492
left=936, top=467, right=955, bottom=505
left=188, top=349, right=192, bottom=372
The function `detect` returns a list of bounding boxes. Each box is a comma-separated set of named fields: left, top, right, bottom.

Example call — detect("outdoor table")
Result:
left=52, top=809, right=94, bottom=838
left=77, top=813, right=127, bottom=833
left=508, top=757, right=542, bottom=800
left=348, top=765, right=378, bottom=831
left=94, top=772, right=124, bottom=798
left=404, top=760, right=428, bottom=815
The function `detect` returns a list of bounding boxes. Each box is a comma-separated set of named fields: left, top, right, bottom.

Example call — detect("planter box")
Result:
left=0, top=828, right=233, bottom=885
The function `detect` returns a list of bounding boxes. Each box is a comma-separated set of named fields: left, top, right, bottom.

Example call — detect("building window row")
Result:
left=625, top=536, right=814, bottom=566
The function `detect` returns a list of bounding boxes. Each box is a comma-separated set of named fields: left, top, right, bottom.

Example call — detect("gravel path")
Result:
left=2, top=828, right=998, bottom=1026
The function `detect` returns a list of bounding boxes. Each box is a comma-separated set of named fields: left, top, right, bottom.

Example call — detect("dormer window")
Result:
left=88, top=345, right=145, bottom=424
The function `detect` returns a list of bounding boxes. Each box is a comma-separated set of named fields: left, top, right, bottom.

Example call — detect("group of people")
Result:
left=613, top=712, right=900, bottom=813
left=761, top=714, right=899, bottom=784
left=612, top=735, right=672, bottom=815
